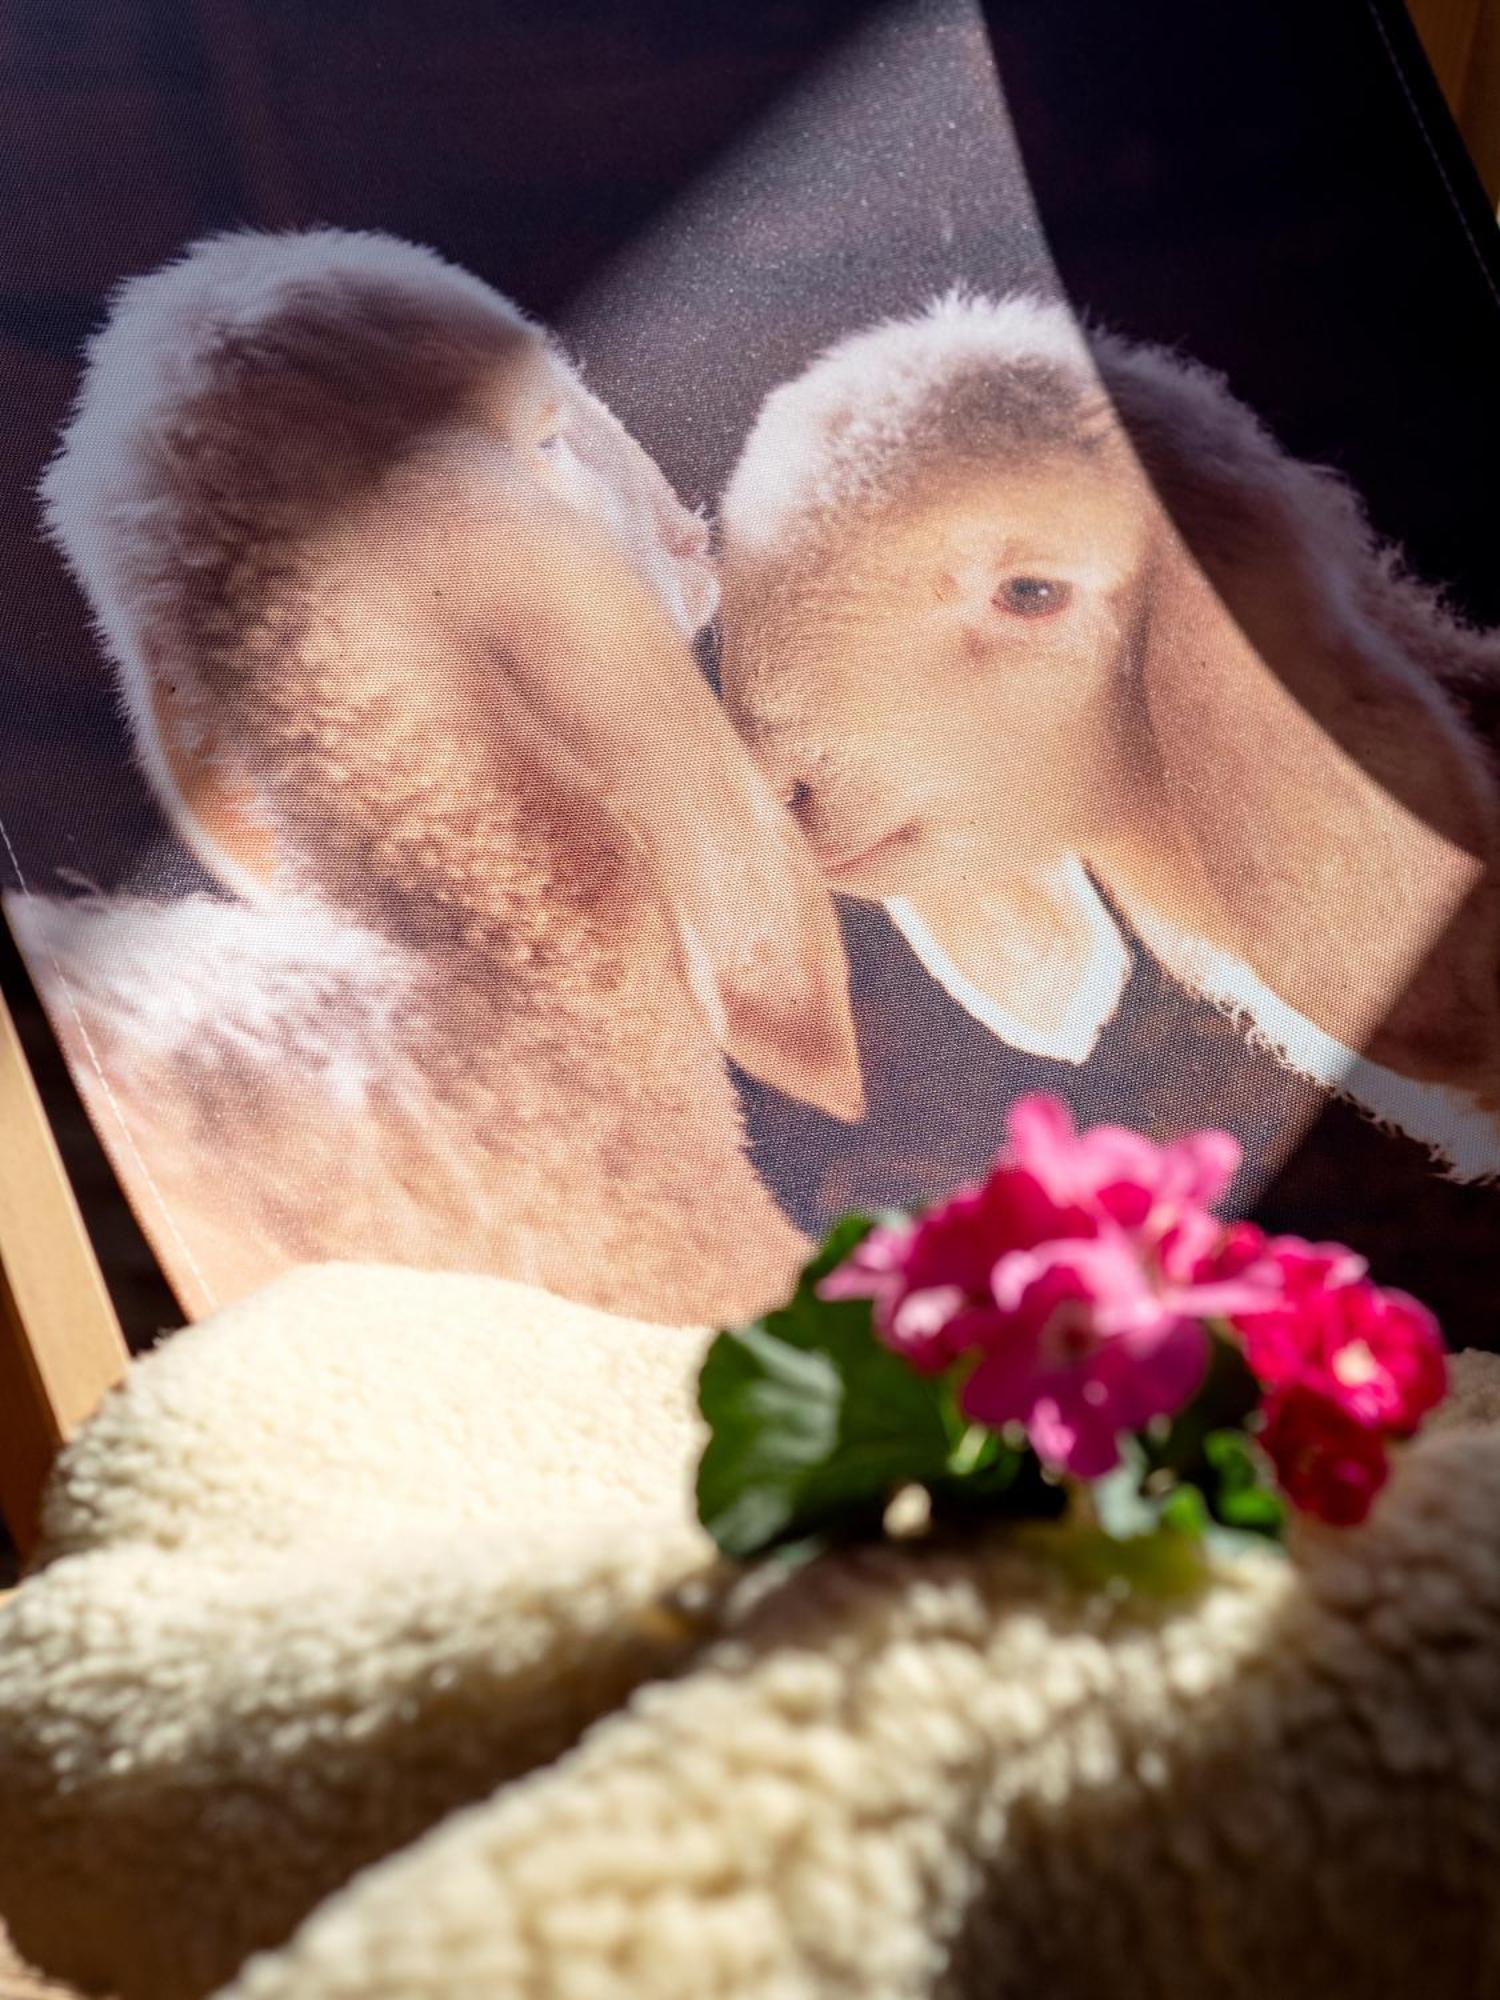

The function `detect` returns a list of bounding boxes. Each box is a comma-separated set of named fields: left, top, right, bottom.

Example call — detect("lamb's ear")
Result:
left=491, top=497, right=865, bottom=1122
left=886, top=855, right=1131, bottom=1063
left=1134, top=498, right=1494, bottom=1059
left=640, top=747, right=866, bottom=1122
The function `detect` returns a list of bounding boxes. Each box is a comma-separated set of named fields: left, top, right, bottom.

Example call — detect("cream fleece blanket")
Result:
left=1, top=1264, right=1499, bottom=2000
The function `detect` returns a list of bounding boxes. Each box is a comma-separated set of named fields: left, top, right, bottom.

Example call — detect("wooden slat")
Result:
left=0, top=989, right=127, bottom=1558
left=1410, top=0, right=1500, bottom=202
left=1459, top=0, right=1500, bottom=202
left=1409, top=0, right=1484, bottom=105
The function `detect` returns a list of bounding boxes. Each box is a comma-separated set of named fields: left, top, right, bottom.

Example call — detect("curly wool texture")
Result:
left=1, top=1267, right=1499, bottom=2000
left=0, top=1267, right=717, bottom=2000
left=218, top=1433, right=1500, bottom=2000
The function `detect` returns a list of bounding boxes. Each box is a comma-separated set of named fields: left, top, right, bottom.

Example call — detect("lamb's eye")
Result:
left=995, top=576, right=1072, bottom=618
left=537, top=432, right=563, bottom=455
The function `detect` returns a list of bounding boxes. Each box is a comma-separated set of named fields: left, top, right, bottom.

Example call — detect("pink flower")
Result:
left=1236, top=1245, right=1446, bottom=1436
left=1005, top=1093, right=1241, bottom=1223
left=962, top=1235, right=1211, bottom=1477
left=1271, top=1238, right=1370, bottom=1293
left=1259, top=1385, right=1390, bottom=1526
left=818, top=1099, right=1448, bottom=1514
left=1230, top=1236, right=1446, bottom=1526
left=821, top=1095, right=1266, bottom=1476
left=817, top=1158, right=1093, bottom=1373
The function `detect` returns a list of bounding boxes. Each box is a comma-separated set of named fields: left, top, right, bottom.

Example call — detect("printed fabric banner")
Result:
left=1, top=0, right=1498, bottom=1343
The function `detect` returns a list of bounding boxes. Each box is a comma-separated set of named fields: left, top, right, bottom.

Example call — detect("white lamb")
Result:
left=12, top=230, right=862, bottom=1322
left=717, top=294, right=1500, bottom=1179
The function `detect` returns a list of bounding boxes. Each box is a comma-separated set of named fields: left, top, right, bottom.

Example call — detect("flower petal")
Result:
left=1002, top=1094, right=1079, bottom=1182
left=1260, top=1384, right=1389, bottom=1526
left=960, top=1338, right=1044, bottom=1431
left=883, top=1285, right=974, bottom=1372
left=1107, top=1317, right=1209, bottom=1427
left=1026, top=1387, right=1121, bottom=1478
left=1162, top=1128, right=1242, bottom=1208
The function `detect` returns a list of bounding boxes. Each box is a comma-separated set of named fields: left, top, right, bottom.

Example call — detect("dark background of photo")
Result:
left=0, top=0, right=1497, bottom=1345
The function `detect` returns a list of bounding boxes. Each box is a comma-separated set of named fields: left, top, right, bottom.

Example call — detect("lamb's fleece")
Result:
left=1, top=1271, right=1500, bottom=2000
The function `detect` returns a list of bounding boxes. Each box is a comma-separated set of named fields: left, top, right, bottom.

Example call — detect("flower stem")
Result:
left=948, top=1423, right=993, bottom=1478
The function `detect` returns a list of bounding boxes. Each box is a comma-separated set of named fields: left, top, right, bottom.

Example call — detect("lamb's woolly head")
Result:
left=39, top=229, right=552, bottom=697
left=42, top=227, right=543, bottom=540
left=35, top=228, right=719, bottom=898
left=42, top=227, right=715, bottom=658
left=721, top=293, right=1103, bottom=559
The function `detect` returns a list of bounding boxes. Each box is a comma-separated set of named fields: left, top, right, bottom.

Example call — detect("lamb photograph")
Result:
left=0, top=0, right=1497, bottom=1343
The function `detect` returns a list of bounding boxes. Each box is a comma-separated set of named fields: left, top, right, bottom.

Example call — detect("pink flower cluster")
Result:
left=820, top=1096, right=1446, bottom=1523
left=1237, top=1241, right=1445, bottom=1524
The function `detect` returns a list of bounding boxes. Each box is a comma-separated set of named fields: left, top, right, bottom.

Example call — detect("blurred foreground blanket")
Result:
left=1, top=1263, right=1499, bottom=2000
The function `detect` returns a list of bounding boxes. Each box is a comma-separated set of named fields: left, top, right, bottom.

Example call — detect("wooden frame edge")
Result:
left=0, top=987, right=128, bottom=1558
left=1410, top=0, right=1500, bottom=202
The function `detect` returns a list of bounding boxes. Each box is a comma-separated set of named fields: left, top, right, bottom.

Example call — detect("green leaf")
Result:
left=927, top=1423, right=1067, bottom=1526
left=696, top=1219, right=953, bottom=1559
left=1138, top=1333, right=1286, bottom=1545
left=798, top=1211, right=887, bottom=1289
left=1201, top=1429, right=1286, bottom=1538
left=1158, top=1482, right=1211, bottom=1537
left=1084, top=1433, right=1283, bottom=1577
left=1143, top=1331, right=1261, bottom=1482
